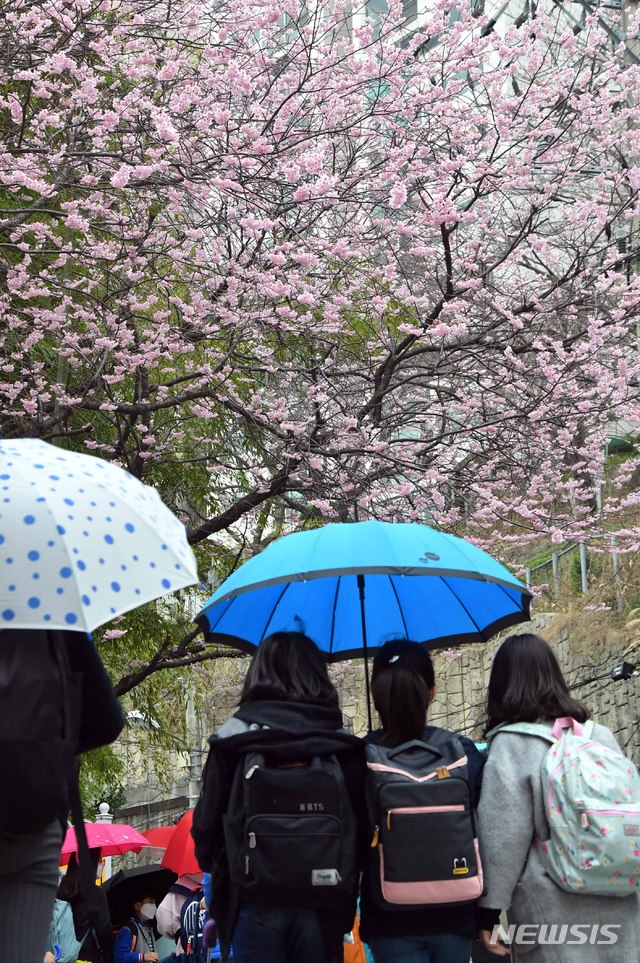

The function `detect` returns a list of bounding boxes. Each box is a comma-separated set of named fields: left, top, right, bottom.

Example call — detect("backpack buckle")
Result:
left=437, top=767, right=450, bottom=779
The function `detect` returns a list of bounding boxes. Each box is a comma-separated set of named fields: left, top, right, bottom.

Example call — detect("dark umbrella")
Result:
left=102, top=864, right=177, bottom=928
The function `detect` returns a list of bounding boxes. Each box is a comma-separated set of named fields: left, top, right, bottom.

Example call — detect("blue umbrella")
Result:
left=196, top=521, right=531, bottom=691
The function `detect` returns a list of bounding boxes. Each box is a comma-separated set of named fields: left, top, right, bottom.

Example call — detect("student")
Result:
left=57, top=849, right=113, bottom=963
left=0, top=628, right=123, bottom=963
left=359, top=638, right=485, bottom=963
left=477, top=632, right=640, bottom=961
left=114, top=892, right=172, bottom=963
left=191, top=631, right=366, bottom=963
left=155, top=872, right=204, bottom=954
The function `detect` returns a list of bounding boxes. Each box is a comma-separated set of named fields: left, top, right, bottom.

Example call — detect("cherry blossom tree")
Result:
left=2, top=0, right=640, bottom=690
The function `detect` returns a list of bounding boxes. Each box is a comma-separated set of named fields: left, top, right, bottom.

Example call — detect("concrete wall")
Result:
left=336, top=612, right=640, bottom=766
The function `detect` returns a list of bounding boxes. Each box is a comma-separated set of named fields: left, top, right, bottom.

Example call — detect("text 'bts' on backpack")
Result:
left=365, top=733, right=483, bottom=909
left=496, top=717, right=640, bottom=897
left=223, top=751, right=357, bottom=909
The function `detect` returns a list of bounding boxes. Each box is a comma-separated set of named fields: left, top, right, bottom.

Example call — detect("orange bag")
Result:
left=343, top=913, right=367, bottom=963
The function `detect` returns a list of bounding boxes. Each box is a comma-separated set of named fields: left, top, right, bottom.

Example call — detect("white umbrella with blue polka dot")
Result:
left=0, top=439, right=199, bottom=631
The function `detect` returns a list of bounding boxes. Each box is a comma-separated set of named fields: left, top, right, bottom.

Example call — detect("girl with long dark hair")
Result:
left=359, top=638, right=485, bottom=963
left=477, top=633, right=640, bottom=961
left=192, top=631, right=365, bottom=963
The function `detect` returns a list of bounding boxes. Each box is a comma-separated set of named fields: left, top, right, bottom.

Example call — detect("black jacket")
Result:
left=192, top=699, right=367, bottom=960
left=359, top=726, right=485, bottom=943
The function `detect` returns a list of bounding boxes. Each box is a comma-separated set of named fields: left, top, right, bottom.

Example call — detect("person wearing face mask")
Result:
left=114, top=893, right=174, bottom=963
left=56, top=848, right=114, bottom=963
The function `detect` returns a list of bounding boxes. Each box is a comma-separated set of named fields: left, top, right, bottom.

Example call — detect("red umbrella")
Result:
left=143, top=825, right=176, bottom=849
left=161, top=810, right=200, bottom=876
left=60, top=821, right=151, bottom=864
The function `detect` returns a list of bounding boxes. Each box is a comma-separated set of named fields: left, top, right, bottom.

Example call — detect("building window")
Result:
left=366, top=0, right=419, bottom=23
left=403, top=0, right=418, bottom=21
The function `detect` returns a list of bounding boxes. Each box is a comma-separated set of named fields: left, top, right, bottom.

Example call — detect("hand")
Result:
left=143, top=955, right=159, bottom=962
left=478, top=928, right=511, bottom=957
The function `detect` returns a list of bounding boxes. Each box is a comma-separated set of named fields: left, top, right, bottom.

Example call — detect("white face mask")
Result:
left=140, top=903, right=156, bottom=921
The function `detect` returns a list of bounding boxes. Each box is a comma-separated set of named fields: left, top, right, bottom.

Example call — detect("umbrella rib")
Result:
left=387, top=575, right=409, bottom=638
left=437, top=576, right=487, bottom=641
left=259, top=581, right=292, bottom=642
left=329, top=575, right=341, bottom=655
left=493, top=578, right=528, bottom=612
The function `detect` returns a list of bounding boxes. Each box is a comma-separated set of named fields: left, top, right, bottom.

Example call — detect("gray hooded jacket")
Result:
left=477, top=721, right=640, bottom=963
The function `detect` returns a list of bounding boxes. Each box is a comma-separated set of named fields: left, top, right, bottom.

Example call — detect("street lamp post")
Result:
left=95, top=802, right=113, bottom=880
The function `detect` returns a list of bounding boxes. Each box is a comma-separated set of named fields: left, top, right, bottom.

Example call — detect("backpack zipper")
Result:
left=579, top=807, right=638, bottom=829
left=367, top=757, right=467, bottom=782
left=386, top=804, right=465, bottom=830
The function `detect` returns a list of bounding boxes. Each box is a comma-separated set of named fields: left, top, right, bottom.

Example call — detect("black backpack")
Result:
left=365, top=730, right=483, bottom=909
left=176, top=890, right=207, bottom=963
left=223, top=749, right=357, bottom=909
left=0, top=628, right=123, bottom=844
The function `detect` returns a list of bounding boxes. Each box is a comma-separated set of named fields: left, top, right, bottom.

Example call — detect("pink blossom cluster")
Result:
left=1, top=0, right=640, bottom=567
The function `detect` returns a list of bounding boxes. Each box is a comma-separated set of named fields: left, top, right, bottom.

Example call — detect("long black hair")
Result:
left=239, top=631, right=339, bottom=708
left=371, top=639, right=436, bottom=746
left=57, top=847, right=101, bottom=901
left=485, top=632, right=590, bottom=734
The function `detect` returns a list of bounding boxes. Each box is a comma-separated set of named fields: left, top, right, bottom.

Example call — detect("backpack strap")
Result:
left=169, top=882, right=197, bottom=899
left=78, top=924, right=96, bottom=951
left=549, top=717, right=594, bottom=740
left=487, top=722, right=556, bottom=747
left=487, top=719, right=594, bottom=748
left=67, top=770, right=96, bottom=896
left=48, top=631, right=95, bottom=899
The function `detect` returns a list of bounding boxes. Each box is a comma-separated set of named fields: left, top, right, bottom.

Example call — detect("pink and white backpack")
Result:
left=496, top=717, right=640, bottom=897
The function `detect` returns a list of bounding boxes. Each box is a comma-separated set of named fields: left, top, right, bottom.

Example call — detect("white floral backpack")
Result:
left=494, top=716, right=640, bottom=896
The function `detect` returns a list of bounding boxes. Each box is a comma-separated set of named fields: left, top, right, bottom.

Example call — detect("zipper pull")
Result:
left=244, top=855, right=250, bottom=875
left=245, top=765, right=259, bottom=779
left=387, top=810, right=391, bottom=831
left=249, top=831, right=257, bottom=849
left=581, top=811, right=589, bottom=829
left=370, top=825, right=379, bottom=848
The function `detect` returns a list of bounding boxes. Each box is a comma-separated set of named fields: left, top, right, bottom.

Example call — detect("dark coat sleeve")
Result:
left=192, top=739, right=235, bottom=873
left=192, top=740, right=238, bottom=959
left=64, top=630, right=124, bottom=753
left=340, top=745, right=369, bottom=862
left=460, top=736, right=485, bottom=808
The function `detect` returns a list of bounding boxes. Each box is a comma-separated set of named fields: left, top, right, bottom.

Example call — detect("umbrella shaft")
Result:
left=357, top=575, right=373, bottom=732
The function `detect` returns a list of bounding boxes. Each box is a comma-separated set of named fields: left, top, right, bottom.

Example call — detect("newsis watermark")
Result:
left=491, top=923, right=621, bottom=947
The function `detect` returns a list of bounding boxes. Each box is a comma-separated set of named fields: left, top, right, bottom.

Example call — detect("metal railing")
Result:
left=524, top=536, right=624, bottom=612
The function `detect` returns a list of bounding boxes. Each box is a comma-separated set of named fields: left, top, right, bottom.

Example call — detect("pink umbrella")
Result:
left=60, top=821, right=151, bottom=863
